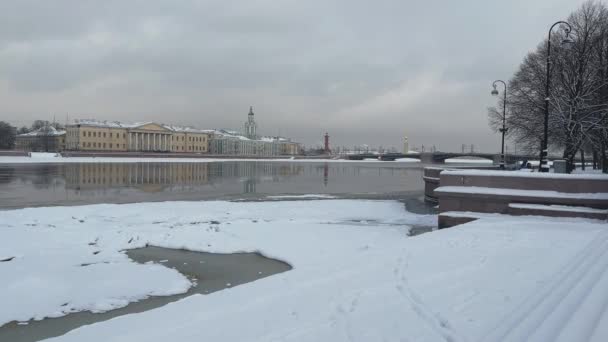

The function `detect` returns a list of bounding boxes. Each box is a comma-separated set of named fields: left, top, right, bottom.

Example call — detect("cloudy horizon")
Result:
left=0, top=0, right=590, bottom=151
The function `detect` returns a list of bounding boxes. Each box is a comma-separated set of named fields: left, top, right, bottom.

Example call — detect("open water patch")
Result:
left=0, top=246, right=291, bottom=342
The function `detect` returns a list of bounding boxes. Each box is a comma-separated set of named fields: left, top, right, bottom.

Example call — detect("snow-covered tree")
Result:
left=489, top=0, right=608, bottom=172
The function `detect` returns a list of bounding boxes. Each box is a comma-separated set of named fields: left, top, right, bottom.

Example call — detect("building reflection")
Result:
left=63, top=162, right=304, bottom=193
left=65, top=163, right=209, bottom=192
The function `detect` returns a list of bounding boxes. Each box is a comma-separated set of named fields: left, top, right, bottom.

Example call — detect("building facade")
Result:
left=208, top=130, right=301, bottom=156
left=15, top=127, right=66, bottom=152
left=65, top=120, right=209, bottom=153
left=208, top=107, right=302, bottom=156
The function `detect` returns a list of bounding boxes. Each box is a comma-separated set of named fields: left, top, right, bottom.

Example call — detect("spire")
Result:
left=245, top=106, right=257, bottom=139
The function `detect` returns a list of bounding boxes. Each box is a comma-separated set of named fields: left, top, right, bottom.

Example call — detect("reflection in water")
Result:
left=65, top=163, right=212, bottom=193
left=0, top=162, right=424, bottom=209
left=59, top=163, right=304, bottom=193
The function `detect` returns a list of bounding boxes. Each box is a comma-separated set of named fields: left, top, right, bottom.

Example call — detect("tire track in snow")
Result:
left=393, top=255, right=465, bottom=342
left=482, top=228, right=608, bottom=341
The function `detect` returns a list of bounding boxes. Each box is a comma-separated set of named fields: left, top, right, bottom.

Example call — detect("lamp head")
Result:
left=491, top=85, right=499, bottom=96
left=561, top=35, right=575, bottom=49
left=561, top=27, right=575, bottom=49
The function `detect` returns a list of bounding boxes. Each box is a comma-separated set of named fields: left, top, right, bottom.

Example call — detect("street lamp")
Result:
left=540, top=21, right=574, bottom=172
left=491, top=80, right=507, bottom=169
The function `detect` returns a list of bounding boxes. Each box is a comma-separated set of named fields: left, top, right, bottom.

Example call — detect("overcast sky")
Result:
left=0, top=0, right=590, bottom=151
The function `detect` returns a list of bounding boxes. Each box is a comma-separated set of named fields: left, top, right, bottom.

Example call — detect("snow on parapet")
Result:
left=72, top=119, right=212, bottom=134
left=73, top=119, right=152, bottom=128
left=18, top=126, right=66, bottom=137
left=442, top=169, right=608, bottom=180
left=435, top=186, right=608, bottom=199
left=212, top=130, right=296, bottom=143
left=161, top=125, right=214, bottom=134
left=260, top=136, right=291, bottom=143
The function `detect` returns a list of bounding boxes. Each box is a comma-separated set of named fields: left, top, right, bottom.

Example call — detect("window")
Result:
left=123, top=133, right=126, bottom=138
left=88, top=131, right=91, bottom=137
left=83, top=131, right=86, bottom=137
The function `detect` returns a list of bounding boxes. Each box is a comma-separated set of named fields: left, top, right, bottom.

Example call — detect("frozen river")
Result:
left=0, top=161, right=428, bottom=209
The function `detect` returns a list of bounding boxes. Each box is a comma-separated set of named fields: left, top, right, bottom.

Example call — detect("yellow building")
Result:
left=65, top=120, right=209, bottom=153
left=280, top=141, right=302, bottom=155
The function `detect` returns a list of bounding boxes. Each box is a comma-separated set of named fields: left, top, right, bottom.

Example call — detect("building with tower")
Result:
left=244, top=106, right=257, bottom=140
left=208, top=107, right=301, bottom=156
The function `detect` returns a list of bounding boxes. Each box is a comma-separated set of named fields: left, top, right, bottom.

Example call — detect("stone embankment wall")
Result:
left=427, top=169, right=608, bottom=228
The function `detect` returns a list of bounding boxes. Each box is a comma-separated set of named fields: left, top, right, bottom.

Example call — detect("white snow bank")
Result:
left=443, top=169, right=608, bottom=180
left=28, top=152, right=60, bottom=158
left=4, top=201, right=608, bottom=341
left=509, top=203, right=608, bottom=214
left=435, top=186, right=608, bottom=200
left=0, top=200, right=431, bottom=328
left=266, top=194, right=338, bottom=199
left=36, top=208, right=608, bottom=342
left=444, top=158, right=493, bottom=164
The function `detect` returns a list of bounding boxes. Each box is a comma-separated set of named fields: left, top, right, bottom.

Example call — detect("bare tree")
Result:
left=489, top=0, right=608, bottom=172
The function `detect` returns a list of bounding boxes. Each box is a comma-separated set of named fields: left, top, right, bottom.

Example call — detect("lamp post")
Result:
left=540, top=21, right=575, bottom=172
left=491, top=80, right=508, bottom=169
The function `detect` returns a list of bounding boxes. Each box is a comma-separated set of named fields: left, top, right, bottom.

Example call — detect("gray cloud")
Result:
left=0, top=0, right=589, bottom=151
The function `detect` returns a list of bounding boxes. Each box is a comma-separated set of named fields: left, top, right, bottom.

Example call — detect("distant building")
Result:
left=62, top=109, right=301, bottom=156
left=244, top=106, right=257, bottom=139
left=208, top=130, right=300, bottom=156
left=403, top=136, right=409, bottom=154
left=65, top=120, right=209, bottom=153
left=208, top=108, right=302, bottom=156
left=15, top=126, right=66, bottom=152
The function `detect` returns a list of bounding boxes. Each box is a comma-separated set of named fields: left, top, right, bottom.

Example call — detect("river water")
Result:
left=0, top=160, right=436, bottom=341
left=0, top=161, right=428, bottom=209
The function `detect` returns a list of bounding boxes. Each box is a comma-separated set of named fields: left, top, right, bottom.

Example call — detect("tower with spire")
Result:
left=244, top=106, right=257, bottom=139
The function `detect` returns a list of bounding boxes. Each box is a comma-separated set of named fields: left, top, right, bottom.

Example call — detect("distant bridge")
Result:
left=344, top=152, right=544, bottom=164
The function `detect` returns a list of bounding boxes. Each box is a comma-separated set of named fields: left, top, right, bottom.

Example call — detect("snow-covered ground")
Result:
left=444, top=158, right=494, bottom=164
left=265, top=194, right=338, bottom=199
left=0, top=153, right=420, bottom=164
left=1, top=200, right=607, bottom=341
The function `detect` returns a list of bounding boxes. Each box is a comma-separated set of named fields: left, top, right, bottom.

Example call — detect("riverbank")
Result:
left=0, top=153, right=421, bottom=164
left=1, top=199, right=607, bottom=341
